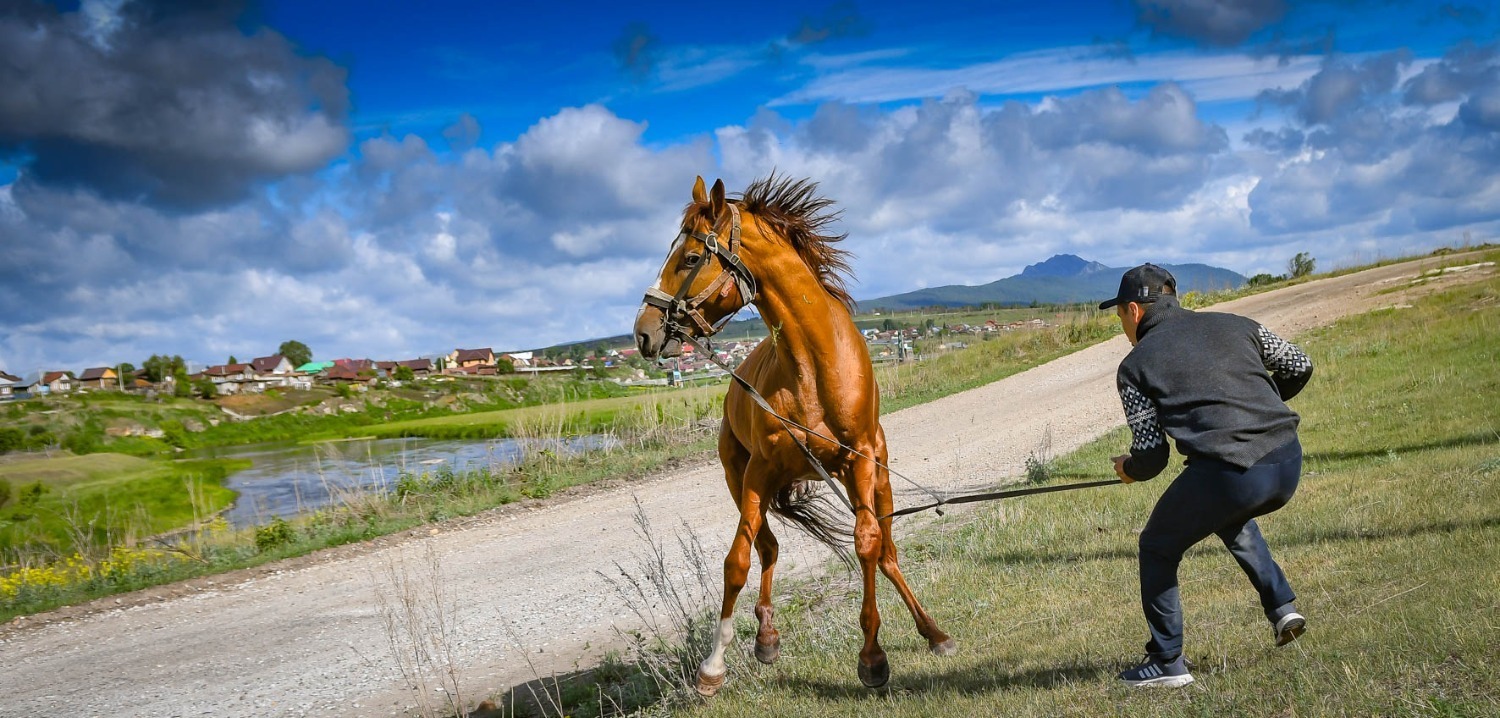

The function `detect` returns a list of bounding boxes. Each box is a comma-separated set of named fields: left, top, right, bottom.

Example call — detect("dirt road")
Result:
left=0, top=253, right=1489, bottom=717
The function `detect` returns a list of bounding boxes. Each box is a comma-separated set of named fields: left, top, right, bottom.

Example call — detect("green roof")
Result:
left=296, top=361, right=334, bottom=372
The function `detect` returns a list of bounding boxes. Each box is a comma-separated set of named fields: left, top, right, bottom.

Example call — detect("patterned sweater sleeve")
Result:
left=1255, top=325, right=1314, bottom=401
left=1118, top=372, right=1169, bottom=481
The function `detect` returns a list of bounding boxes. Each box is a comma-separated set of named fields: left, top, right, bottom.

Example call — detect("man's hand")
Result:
left=1112, top=454, right=1135, bottom=483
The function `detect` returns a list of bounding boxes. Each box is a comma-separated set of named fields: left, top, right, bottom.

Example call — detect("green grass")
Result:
left=560, top=261, right=1500, bottom=717
left=0, top=453, right=241, bottom=559
left=351, top=385, right=728, bottom=440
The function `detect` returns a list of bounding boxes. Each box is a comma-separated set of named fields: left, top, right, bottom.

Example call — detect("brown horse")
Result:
left=634, top=175, right=956, bottom=695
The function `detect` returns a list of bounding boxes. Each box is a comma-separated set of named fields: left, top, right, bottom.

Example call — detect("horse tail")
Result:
left=768, top=480, right=855, bottom=567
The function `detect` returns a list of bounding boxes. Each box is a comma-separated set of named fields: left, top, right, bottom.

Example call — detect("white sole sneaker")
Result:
left=1124, top=673, right=1196, bottom=688
left=1275, top=612, right=1306, bottom=646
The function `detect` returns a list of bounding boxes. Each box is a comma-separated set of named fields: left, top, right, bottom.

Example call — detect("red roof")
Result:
left=42, top=371, right=72, bottom=383
left=398, top=359, right=433, bottom=371
left=204, top=363, right=252, bottom=377
left=454, top=348, right=493, bottom=363
left=333, top=358, right=374, bottom=371
left=250, top=355, right=288, bottom=373
left=324, top=365, right=362, bottom=381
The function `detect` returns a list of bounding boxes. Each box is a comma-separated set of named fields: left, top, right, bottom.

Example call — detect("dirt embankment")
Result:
left=0, top=252, right=1492, bottom=718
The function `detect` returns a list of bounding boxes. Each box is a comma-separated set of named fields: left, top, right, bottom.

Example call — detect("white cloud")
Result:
left=777, top=46, right=1330, bottom=106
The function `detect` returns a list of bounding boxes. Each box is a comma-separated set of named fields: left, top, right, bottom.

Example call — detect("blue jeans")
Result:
left=1138, top=437, right=1301, bottom=660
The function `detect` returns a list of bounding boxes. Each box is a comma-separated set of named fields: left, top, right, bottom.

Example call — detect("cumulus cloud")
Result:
left=0, top=0, right=349, bottom=211
left=1247, top=45, right=1500, bottom=235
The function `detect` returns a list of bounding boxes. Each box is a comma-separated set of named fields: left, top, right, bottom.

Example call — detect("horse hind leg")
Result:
left=752, top=523, right=781, bottom=664
left=852, top=505, right=891, bottom=688
left=876, top=523, right=957, bottom=656
left=873, top=501, right=957, bottom=656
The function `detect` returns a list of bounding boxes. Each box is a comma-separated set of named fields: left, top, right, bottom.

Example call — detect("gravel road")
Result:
left=0, top=254, right=1488, bottom=717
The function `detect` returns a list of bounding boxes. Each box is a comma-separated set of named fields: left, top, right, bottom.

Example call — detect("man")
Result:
left=1101, top=263, right=1314, bottom=688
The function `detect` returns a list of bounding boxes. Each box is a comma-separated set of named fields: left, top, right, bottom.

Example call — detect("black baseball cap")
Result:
left=1099, top=263, right=1177, bottom=309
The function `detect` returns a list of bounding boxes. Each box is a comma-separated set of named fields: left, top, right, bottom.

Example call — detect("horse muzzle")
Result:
left=634, top=306, right=684, bottom=359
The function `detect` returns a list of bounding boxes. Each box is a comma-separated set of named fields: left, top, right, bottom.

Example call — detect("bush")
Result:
left=0, top=426, right=23, bottom=453
left=1288, top=252, right=1316, bottom=278
left=254, top=517, right=296, bottom=552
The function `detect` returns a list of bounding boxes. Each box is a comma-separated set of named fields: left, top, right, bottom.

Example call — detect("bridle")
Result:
left=641, top=204, right=757, bottom=341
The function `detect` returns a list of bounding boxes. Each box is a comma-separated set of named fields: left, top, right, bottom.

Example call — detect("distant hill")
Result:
left=859, top=254, right=1246, bottom=311
left=533, top=254, right=1246, bottom=356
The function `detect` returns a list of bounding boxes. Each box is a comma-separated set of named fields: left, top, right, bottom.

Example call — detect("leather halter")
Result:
left=641, top=203, right=757, bottom=338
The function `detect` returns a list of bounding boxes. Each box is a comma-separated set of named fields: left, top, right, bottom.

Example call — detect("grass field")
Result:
left=557, top=261, right=1500, bottom=717
left=0, top=453, right=241, bottom=559
left=350, top=385, right=728, bottom=440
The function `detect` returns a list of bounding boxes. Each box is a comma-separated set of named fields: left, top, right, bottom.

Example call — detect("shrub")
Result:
left=254, top=517, right=296, bottom=552
left=0, top=426, right=23, bottom=453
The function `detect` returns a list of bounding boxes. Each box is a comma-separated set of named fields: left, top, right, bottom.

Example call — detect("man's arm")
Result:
left=1256, top=325, right=1314, bottom=400
left=1115, top=378, right=1169, bottom=482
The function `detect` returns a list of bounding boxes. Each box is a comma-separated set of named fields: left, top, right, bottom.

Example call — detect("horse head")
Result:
left=634, top=176, right=757, bottom=359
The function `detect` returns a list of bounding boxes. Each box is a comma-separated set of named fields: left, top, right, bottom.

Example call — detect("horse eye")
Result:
left=683, top=253, right=702, bottom=268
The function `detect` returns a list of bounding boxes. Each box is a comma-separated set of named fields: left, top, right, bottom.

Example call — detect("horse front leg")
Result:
left=752, top=524, right=781, bottom=664
left=697, top=489, right=765, bottom=696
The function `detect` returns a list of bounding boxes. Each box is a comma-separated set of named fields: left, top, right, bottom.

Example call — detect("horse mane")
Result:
left=712, top=174, right=857, bottom=312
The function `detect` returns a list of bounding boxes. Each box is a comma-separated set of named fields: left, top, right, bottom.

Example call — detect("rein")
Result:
left=645, top=208, right=1121, bottom=520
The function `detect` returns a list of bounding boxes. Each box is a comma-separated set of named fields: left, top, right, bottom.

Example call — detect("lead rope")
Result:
left=680, top=334, right=947, bottom=515
left=680, top=335, right=1126, bottom=519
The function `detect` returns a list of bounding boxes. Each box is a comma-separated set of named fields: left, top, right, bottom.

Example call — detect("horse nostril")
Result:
left=636, top=332, right=654, bottom=355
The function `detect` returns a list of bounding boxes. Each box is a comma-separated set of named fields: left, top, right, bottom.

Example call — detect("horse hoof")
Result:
left=696, top=670, right=726, bottom=697
left=930, top=638, right=958, bottom=657
left=755, top=637, right=781, bottom=664
left=857, top=658, right=890, bottom=688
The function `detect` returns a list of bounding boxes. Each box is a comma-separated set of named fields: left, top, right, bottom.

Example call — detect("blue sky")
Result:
left=1, top=0, right=1497, bottom=373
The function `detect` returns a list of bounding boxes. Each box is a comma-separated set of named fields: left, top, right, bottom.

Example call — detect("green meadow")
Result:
left=0, top=453, right=241, bottom=557
left=554, top=260, right=1500, bottom=717
left=349, top=385, right=729, bottom=440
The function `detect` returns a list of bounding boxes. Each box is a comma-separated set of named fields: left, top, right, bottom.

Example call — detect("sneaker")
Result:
left=1118, top=655, right=1195, bottom=688
left=1274, top=612, right=1306, bottom=647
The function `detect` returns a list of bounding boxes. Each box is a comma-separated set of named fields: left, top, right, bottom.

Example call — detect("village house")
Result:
left=448, top=348, right=495, bottom=370
left=333, top=358, right=376, bottom=373
left=77, top=367, right=120, bottom=391
left=0, top=370, right=19, bottom=400
left=501, top=351, right=532, bottom=370
left=197, top=363, right=257, bottom=394
left=250, top=355, right=296, bottom=386
left=320, top=364, right=372, bottom=388
left=40, top=371, right=74, bottom=394
left=396, top=358, right=433, bottom=376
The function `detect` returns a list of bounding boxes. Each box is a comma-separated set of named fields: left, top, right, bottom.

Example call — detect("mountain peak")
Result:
left=1020, top=254, right=1110, bottom=278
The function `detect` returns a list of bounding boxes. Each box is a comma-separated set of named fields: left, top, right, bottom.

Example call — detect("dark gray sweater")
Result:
left=1117, top=296, right=1313, bottom=481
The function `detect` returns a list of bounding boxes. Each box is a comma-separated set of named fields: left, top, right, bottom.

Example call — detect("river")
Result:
left=191, top=435, right=615, bottom=528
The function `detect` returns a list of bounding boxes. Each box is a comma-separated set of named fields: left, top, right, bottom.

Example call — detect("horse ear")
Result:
left=692, top=176, right=707, bottom=204
left=710, top=178, right=726, bottom=217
